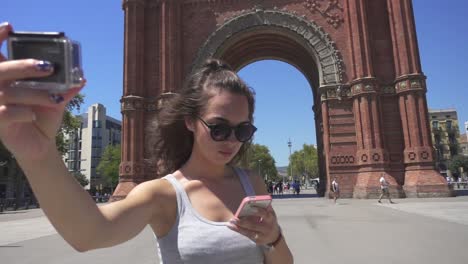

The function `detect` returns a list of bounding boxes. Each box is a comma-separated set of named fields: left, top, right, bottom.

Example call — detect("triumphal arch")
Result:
left=113, top=0, right=451, bottom=199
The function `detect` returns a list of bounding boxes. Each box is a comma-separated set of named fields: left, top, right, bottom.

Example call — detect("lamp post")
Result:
left=288, top=138, right=292, bottom=182
left=257, top=159, right=262, bottom=178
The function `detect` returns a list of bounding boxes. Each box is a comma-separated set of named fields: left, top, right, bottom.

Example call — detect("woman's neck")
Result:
left=180, top=154, right=232, bottom=182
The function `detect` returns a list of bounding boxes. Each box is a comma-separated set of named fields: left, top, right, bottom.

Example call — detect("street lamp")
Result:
left=288, top=138, right=292, bottom=182
left=257, top=159, right=262, bottom=178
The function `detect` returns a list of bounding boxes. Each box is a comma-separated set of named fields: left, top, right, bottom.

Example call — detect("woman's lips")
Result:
left=219, top=150, right=234, bottom=156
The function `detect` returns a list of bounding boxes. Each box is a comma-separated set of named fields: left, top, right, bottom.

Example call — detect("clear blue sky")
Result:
left=3, top=0, right=467, bottom=166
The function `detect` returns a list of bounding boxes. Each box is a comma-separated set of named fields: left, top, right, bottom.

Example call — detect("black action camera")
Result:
left=7, top=31, right=83, bottom=92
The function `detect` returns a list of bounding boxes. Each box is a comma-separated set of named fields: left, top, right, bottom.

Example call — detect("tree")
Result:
left=57, top=94, right=85, bottom=154
left=288, top=144, right=319, bottom=180
left=97, top=144, right=121, bottom=190
left=72, top=172, right=89, bottom=187
left=448, top=155, right=468, bottom=178
left=244, top=144, right=279, bottom=182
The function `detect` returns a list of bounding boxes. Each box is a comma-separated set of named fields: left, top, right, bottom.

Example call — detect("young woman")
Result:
left=0, top=22, right=293, bottom=263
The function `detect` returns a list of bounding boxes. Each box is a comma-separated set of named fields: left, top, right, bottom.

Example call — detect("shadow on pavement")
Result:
left=455, top=189, right=468, bottom=196
left=272, top=193, right=319, bottom=199
left=0, top=211, right=27, bottom=215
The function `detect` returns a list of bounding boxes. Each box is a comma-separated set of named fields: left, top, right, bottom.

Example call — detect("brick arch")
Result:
left=113, top=0, right=452, bottom=201
left=192, top=8, right=345, bottom=89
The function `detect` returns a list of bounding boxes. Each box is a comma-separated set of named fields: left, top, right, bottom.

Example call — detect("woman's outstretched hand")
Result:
left=0, top=22, right=85, bottom=161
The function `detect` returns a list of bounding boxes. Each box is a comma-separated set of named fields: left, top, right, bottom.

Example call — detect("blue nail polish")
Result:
left=50, top=94, right=64, bottom=104
left=36, top=61, right=54, bottom=72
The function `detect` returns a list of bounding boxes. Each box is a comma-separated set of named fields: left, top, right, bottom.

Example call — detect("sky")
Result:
left=2, top=0, right=468, bottom=167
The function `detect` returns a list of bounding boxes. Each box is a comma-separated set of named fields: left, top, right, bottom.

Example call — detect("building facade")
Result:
left=115, top=0, right=452, bottom=199
left=429, top=109, right=460, bottom=176
left=65, top=104, right=121, bottom=191
left=460, top=134, right=468, bottom=156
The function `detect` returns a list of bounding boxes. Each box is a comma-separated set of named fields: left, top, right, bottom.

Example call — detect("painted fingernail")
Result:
left=0, top=22, right=10, bottom=29
left=49, top=94, right=64, bottom=104
left=36, top=61, right=54, bottom=72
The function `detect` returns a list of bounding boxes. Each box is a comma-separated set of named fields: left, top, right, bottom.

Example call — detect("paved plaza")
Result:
left=1, top=191, right=468, bottom=264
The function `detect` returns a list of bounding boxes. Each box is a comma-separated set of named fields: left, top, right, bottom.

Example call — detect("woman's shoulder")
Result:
left=126, top=176, right=177, bottom=212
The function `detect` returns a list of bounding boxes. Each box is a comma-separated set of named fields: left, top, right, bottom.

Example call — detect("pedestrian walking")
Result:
left=0, top=22, right=292, bottom=264
left=378, top=174, right=394, bottom=204
left=331, top=178, right=339, bottom=203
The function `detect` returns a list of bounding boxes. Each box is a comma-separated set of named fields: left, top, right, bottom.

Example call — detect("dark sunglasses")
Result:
left=196, top=116, right=257, bottom=142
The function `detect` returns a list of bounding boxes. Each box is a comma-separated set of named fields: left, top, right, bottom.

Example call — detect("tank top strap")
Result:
left=233, top=167, right=256, bottom=196
left=161, top=174, right=186, bottom=216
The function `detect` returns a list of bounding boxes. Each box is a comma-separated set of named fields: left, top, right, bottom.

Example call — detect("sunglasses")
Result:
left=196, top=116, right=257, bottom=142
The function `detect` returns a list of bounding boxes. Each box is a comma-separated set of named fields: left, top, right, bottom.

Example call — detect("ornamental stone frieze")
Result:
left=356, top=149, right=389, bottom=166
left=349, top=78, right=379, bottom=97
left=120, top=95, right=146, bottom=113
left=319, top=85, right=351, bottom=101
left=395, top=74, right=427, bottom=94
left=303, top=0, right=344, bottom=29
left=403, top=146, right=434, bottom=164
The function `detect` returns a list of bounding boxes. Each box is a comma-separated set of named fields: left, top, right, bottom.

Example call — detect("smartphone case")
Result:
left=235, top=195, right=272, bottom=218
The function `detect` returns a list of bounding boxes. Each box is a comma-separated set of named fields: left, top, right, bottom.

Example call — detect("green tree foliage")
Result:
left=244, top=144, right=279, bottom=181
left=72, top=171, right=89, bottom=187
left=57, top=94, right=85, bottom=154
left=449, top=155, right=468, bottom=177
left=97, top=144, right=121, bottom=189
left=287, top=144, right=319, bottom=179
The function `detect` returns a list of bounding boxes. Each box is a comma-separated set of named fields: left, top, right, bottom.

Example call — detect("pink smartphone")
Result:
left=235, top=195, right=272, bottom=218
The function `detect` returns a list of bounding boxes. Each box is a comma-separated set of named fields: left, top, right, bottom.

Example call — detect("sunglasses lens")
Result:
left=235, top=123, right=257, bottom=142
left=211, top=124, right=231, bottom=141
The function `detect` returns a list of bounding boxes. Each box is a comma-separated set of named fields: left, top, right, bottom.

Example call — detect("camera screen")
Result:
left=11, top=40, right=66, bottom=83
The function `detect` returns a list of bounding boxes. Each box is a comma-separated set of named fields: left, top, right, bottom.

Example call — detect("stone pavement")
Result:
left=1, top=194, right=468, bottom=264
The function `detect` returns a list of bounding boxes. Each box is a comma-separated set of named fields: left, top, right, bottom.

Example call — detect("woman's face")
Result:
left=189, top=90, right=251, bottom=166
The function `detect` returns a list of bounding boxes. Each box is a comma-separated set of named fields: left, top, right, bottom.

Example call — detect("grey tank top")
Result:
left=154, top=167, right=265, bottom=264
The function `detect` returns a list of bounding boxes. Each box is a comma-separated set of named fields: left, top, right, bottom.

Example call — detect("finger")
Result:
left=0, top=22, right=13, bottom=55
left=0, top=104, right=35, bottom=125
left=227, top=223, right=264, bottom=242
left=61, top=79, right=86, bottom=100
left=0, top=86, right=71, bottom=107
left=0, top=59, right=54, bottom=82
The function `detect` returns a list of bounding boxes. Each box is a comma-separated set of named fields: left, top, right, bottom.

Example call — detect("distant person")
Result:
left=378, top=174, right=394, bottom=204
left=331, top=178, right=339, bottom=203
left=278, top=182, right=284, bottom=195
left=294, top=181, right=300, bottom=195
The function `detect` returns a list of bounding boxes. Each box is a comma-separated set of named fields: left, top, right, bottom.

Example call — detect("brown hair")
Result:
left=149, top=59, right=256, bottom=176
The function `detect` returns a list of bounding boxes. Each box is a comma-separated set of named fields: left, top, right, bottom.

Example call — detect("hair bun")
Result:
left=203, top=59, right=232, bottom=72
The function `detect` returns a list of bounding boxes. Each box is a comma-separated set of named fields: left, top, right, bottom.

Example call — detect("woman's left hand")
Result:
left=227, top=206, right=280, bottom=245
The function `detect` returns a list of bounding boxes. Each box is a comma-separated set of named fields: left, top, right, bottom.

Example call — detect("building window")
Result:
left=432, top=121, right=439, bottom=129
left=93, top=120, right=102, bottom=128
left=446, top=120, right=452, bottom=129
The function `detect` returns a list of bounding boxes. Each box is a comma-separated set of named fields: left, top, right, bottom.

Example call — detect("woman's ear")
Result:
left=185, top=116, right=195, bottom=132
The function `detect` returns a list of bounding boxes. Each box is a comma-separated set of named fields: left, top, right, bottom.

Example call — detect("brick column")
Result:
left=320, top=98, right=332, bottom=198
left=112, top=0, right=147, bottom=201
left=345, top=0, right=401, bottom=198
left=388, top=0, right=451, bottom=197
left=351, top=79, right=403, bottom=198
